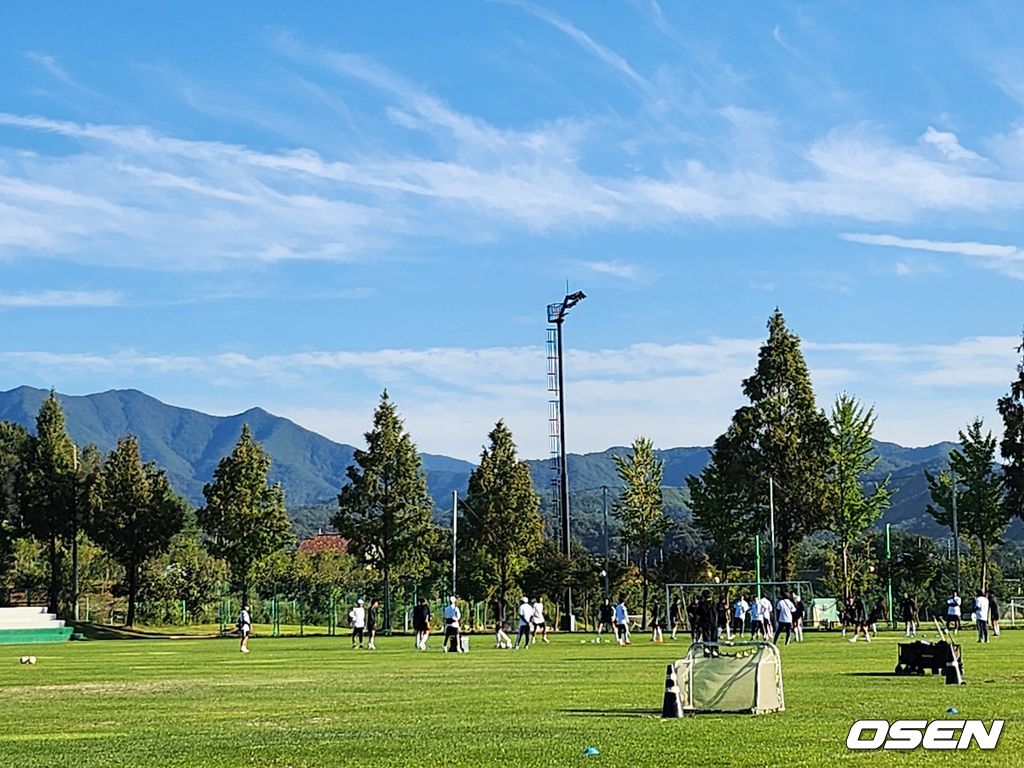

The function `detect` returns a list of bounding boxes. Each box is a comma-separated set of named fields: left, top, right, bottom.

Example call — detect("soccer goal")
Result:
left=673, top=640, right=785, bottom=714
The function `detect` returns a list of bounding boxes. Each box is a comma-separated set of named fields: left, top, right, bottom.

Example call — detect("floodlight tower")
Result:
left=546, top=290, right=586, bottom=630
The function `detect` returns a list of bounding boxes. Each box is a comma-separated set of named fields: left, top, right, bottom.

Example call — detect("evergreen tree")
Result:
left=998, top=332, right=1024, bottom=522
left=926, top=418, right=1008, bottom=591
left=333, top=392, right=434, bottom=631
left=198, top=424, right=293, bottom=605
left=693, top=311, right=830, bottom=580
left=88, top=436, right=187, bottom=626
left=613, top=436, right=671, bottom=628
left=22, top=390, right=77, bottom=614
left=826, top=394, right=891, bottom=599
left=463, top=420, right=542, bottom=625
left=0, top=422, right=30, bottom=586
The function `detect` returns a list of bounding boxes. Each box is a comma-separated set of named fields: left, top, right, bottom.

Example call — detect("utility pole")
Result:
left=951, top=468, right=961, bottom=595
left=451, top=490, right=458, bottom=598
left=602, top=485, right=610, bottom=599
left=769, top=477, right=776, bottom=585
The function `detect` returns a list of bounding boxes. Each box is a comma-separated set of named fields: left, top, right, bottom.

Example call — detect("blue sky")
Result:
left=1, top=2, right=1022, bottom=460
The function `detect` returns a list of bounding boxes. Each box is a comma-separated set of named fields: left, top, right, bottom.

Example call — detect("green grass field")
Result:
left=1, top=628, right=1021, bottom=767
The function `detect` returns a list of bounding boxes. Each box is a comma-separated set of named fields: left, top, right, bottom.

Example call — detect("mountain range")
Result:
left=4, top=385, right=1018, bottom=544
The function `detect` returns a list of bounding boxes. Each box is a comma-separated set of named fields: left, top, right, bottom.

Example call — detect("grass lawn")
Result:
left=1, top=627, right=1021, bottom=767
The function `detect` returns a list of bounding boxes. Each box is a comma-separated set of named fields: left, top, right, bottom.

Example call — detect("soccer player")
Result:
left=532, top=597, right=549, bottom=643
left=867, top=598, right=885, bottom=635
left=596, top=597, right=614, bottom=643
left=716, top=595, right=729, bottom=641
left=973, top=590, right=990, bottom=643
left=791, top=593, right=805, bottom=642
left=848, top=594, right=870, bottom=643
left=774, top=591, right=795, bottom=646
left=989, top=591, right=1001, bottom=638
left=237, top=603, right=251, bottom=654
left=614, top=593, right=631, bottom=645
left=758, top=594, right=773, bottom=638
left=442, top=596, right=462, bottom=653
left=349, top=598, right=366, bottom=649
left=668, top=596, right=683, bottom=640
left=366, top=598, right=379, bottom=650
left=749, top=594, right=763, bottom=638
left=514, top=596, right=534, bottom=649
left=687, top=595, right=701, bottom=642
left=946, top=590, right=962, bottom=634
left=650, top=599, right=664, bottom=643
left=732, top=594, right=749, bottom=639
left=412, top=597, right=431, bottom=651
left=899, top=593, right=917, bottom=637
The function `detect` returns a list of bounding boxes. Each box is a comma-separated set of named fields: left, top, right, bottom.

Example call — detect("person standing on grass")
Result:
left=514, top=596, right=534, bottom=649
left=988, top=592, right=1001, bottom=638
left=973, top=590, right=990, bottom=644
left=237, top=603, right=251, bottom=654
left=773, top=591, right=795, bottom=646
left=532, top=597, right=550, bottom=644
left=848, top=594, right=870, bottom=643
left=366, top=598, right=379, bottom=650
left=669, top=596, right=683, bottom=640
left=349, top=599, right=366, bottom=649
left=749, top=595, right=763, bottom=639
left=687, top=595, right=701, bottom=642
left=650, top=599, right=664, bottom=643
left=715, top=595, right=729, bottom=641
left=412, top=597, right=431, bottom=651
left=867, top=598, right=885, bottom=636
left=791, top=593, right=805, bottom=642
left=442, top=596, right=462, bottom=653
left=900, top=593, right=917, bottom=638
left=596, top=598, right=614, bottom=643
left=758, top=594, right=773, bottom=638
left=946, top=590, right=962, bottom=634
left=732, top=595, right=749, bottom=639
left=614, top=593, right=631, bottom=646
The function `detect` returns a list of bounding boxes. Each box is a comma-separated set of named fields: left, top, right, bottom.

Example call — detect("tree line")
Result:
left=2, top=310, right=1022, bottom=629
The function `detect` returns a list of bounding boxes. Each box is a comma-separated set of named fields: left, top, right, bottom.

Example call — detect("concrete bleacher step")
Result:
left=0, top=607, right=73, bottom=645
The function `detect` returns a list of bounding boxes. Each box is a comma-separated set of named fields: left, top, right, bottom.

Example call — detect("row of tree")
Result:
left=688, top=310, right=1024, bottom=596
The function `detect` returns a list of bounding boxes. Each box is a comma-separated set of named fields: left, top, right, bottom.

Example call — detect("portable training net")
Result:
left=673, top=640, right=785, bottom=715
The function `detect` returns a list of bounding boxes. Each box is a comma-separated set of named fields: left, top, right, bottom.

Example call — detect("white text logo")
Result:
left=847, top=720, right=1004, bottom=750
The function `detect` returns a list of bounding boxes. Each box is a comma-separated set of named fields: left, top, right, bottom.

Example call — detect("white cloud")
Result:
left=577, top=259, right=644, bottom=281
left=2, top=335, right=1016, bottom=459
left=920, top=126, right=984, bottom=162
left=840, top=232, right=1024, bottom=279
left=0, top=290, right=123, bottom=308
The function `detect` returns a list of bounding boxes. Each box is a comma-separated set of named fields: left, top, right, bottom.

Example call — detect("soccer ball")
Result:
left=19, top=656, right=35, bottom=665
left=19, top=656, right=29, bottom=664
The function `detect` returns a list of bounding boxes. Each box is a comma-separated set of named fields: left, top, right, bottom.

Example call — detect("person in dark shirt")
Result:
left=412, top=597, right=431, bottom=651
left=596, top=598, right=614, bottom=643
left=988, top=592, right=1001, bottom=637
left=669, top=597, right=683, bottom=640
left=696, top=589, right=718, bottom=655
left=687, top=595, right=701, bottom=642
left=900, top=593, right=917, bottom=638
left=715, top=596, right=729, bottom=641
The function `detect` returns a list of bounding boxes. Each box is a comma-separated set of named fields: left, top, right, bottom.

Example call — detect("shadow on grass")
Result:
left=845, top=671, right=909, bottom=677
left=560, top=708, right=661, bottom=718
left=70, top=623, right=223, bottom=641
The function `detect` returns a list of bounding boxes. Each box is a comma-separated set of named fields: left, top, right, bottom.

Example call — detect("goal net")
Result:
left=674, top=640, right=785, bottom=714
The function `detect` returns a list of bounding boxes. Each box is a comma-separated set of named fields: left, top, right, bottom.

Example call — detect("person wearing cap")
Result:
left=514, top=596, right=535, bottom=649
left=442, top=596, right=462, bottom=653
left=349, top=598, right=366, bottom=649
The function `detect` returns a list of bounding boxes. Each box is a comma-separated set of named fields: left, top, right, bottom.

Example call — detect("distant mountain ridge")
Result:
left=2, top=385, right=1005, bottom=542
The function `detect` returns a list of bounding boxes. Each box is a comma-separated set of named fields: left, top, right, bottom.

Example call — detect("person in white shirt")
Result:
left=774, top=592, right=796, bottom=646
left=614, top=593, right=631, bottom=645
left=442, top=596, right=462, bottom=653
left=946, top=591, right=962, bottom=633
left=236, top=604, right=251, bottom=654
left=748, top=596, right=763, bottom=638
left=349, top=599, right=366, bottom=649
left=531, top=598, right=549, bottom=643
left=973, top=590, right=990, bottom=643
left=732, top=596, right=749, bottom=638
left=758, top=595, right=773, bottom=638
left=514, top=596, right=534, bottom=649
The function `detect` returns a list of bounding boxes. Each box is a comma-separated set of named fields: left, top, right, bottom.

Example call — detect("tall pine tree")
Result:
left=22, top=390, right=77, bottom=614
left=998, top=331, right=1024, bottom=523
left=613, top=436, right=670, bottom=628
left=926, top=418, right=1008, bottom=591
left=334, top=392, right=434, bottom=631
left=691, top=311, right=830, bottom=580
left=463, top=420, right=542, bottom=626
left=198, top=424, right=293, bottom=605
left=826, top=394, right=891, bottom=599
left=88, top=436, right=186, bottom=626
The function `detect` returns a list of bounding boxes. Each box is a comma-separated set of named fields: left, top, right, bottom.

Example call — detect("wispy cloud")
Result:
left=577, top=259, right=645, bottom=281
left=3, top=335, right=1016, bottom=458
left=24, top=52, right=76, bottom=86
left=840, top=232, right=1024, bottom=279
left=0, top=290, right=123, bottom=308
